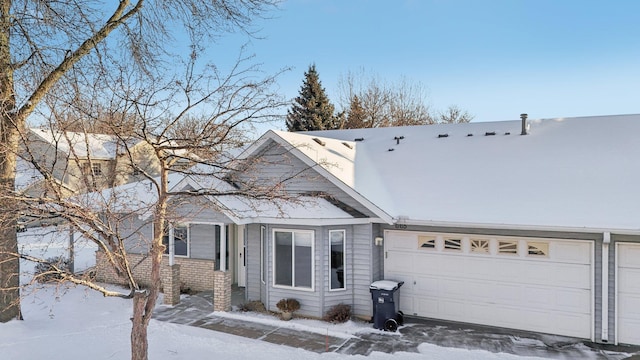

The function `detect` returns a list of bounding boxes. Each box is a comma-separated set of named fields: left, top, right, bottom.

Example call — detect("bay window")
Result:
left=273, top=229, right=314, bottom=290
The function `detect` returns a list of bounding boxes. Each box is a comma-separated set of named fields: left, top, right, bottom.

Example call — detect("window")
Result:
left=527, top=242, right=549, bottom=257
left=444, top=238, right=462, bottom=251
left=83, top=162, right=102, bottom=176
left=329, top=230, right=345, bottom=290
left=274, top=229, right=314, bottom=290
left=418, top=236, right=436, bottom=249
left=260, top=226, right=266, bottom=284
left=162, top=224, right=188, bottom=257
left=470, top=239, right=490, bottom=253
left=498, top=240, right=518, bottom=255
left=91, top=163, right=102, bottom=176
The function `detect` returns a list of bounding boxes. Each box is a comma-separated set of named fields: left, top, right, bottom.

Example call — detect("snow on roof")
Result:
left=30, top=128, right=141, bottom=160
left=280, top=114, right=640, bottom=232
left=178, top=164, right=354, bottom=224
left=15, top=158, right=43, bottom=190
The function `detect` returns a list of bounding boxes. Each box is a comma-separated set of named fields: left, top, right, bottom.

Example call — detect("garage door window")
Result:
left=444, top=238, right=462, bottom=251
left=274, top=229, right=314, bottom=290
left=418, top=236, right=436, bottom=249
left=527, top=242, right=549, bottom=257
left=498, top=240, right=518, bottom=255
left=471, top=239, right=489, bottom=254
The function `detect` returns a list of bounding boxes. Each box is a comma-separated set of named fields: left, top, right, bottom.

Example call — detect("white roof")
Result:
left=272, top=114, right=640, bottom=232
left=30, top=128, right=141, bottom=160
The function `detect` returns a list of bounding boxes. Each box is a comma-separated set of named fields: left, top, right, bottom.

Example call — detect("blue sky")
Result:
left=216, top=0, right=640, bottom=126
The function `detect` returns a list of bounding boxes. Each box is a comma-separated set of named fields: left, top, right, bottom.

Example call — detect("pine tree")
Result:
left=286, top=65, right=338, bottom=131
left=343, top=94, right=368, bottom=129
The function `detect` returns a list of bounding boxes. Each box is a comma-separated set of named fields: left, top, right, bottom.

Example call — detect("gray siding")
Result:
left=254, top=222, right=376, bottom=319
left=189, top=224, right=216, bottom=260
left=351, top=224, right=374, bottom=318
left=238, top=141, right=377, bottom=218
left=246, top=224, right=262, bottom=301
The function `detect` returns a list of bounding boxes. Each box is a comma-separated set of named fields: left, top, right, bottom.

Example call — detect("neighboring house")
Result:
left=19, top=128, right=191, bottom=197
left=95, top=114, right=640, bottom=347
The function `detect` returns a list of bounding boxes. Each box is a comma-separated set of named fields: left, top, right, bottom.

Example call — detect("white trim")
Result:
left=328, top=229, right=346, bottom=292
left=602, top=233, right=610, bottom=341
left=615, top=242, right=620, bottom=345
left=272, top=228, right=315, bottom=291
left=260, top=226, right=266, bottom=285
left=235, top=217, right=381, bottom=226
left=399, top=218, right=640, bottom=236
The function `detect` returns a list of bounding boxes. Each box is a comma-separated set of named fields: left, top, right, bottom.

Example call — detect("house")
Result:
left=95, top=114, right=640, bottom=346
left=19, top=128, right=193, bottom=197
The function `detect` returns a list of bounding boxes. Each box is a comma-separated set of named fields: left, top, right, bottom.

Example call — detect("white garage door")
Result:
left=617, top=243, right=640, bottom=345
left=384, top=231, right=592, bottom=339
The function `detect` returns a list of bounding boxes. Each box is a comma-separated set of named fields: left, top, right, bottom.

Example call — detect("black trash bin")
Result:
left=369, top=280, right=404, bottom=331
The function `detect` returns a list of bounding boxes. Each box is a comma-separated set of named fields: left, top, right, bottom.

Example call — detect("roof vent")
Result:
left=438, top=134, right=449, bottom=138
left=467, top=133, right=473, bottom=137
left=485, top=131, right=496, bottom=136
left=394, top=136, right=404, bottom=145
left=520, top=113, right=528, bottom=135
left=341, top=142, right=353, bottom=149
left=312, top=138, right=326, bottom=146
left=388, top=148, right=395, bottom=152
left=504, top=132, right=511, bottom=135
left=354, top=137, right=364, bottom=142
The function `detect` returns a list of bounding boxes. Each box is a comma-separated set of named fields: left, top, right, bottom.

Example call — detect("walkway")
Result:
left=153, top=291, right=640, bottom=359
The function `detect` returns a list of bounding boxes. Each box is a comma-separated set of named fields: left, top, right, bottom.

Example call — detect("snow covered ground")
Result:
left=0, top=227, right=602, bottom=359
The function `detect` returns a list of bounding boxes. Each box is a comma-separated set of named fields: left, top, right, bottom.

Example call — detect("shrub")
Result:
left=323, top=303, right=351, bottom=323
left=276, top=298, right=300, bottom=312
left=34, top=256, right=70, bottom=283
left=238, top=301, right=267, bottom=313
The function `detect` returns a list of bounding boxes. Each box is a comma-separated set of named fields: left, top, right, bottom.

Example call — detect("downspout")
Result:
left=601, top=232, right=610, bottom=342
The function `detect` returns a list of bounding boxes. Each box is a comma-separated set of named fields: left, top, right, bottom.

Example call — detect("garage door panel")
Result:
left=385, top=251, right=413, bottom=273
left=551, top=242, right=591, bottom=263
left=619, top=268, right=640, bottom=294
left=618, top=245, right=640, bottom=268
left=618, top=244, right=640, bottom=345
left=384, top=231, right=593, bottom=339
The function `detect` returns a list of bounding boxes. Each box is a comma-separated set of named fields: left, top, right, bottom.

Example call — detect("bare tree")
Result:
left=438, top=105, right=474, bottom=124
left=11, top=49, right=287, bottom=359
left=337, top=70, right=471, bottom=128
left=0, top=1, right=280, bottom=359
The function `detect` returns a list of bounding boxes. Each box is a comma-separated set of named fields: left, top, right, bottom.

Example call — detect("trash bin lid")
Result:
left=370, top=280, right=403, bottom=290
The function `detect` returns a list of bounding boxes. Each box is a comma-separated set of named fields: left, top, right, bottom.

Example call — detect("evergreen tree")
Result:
left=286, top=65, right=338, bottom=131
left=343, top=94, right=368, bottom=129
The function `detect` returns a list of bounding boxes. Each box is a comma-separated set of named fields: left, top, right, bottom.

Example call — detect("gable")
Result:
left=235, top=138, right=383, bottom=220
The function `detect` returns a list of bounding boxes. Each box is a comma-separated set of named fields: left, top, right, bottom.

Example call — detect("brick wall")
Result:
left=94, top=251, right=215, bottom=292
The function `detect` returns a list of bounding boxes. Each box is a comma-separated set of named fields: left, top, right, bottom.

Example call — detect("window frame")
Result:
left=159, top=222, right=190, bottom=258
left=497, top=240, right=519, bottom=256
left=272, top=229, right=315, bottom=291
left=329, top=229, right=346, bottom=291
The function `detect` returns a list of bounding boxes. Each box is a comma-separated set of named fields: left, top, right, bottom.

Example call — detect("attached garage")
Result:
left=384, top=230, right=593, bottom=339
left=617, top=243, right=640, bottom=345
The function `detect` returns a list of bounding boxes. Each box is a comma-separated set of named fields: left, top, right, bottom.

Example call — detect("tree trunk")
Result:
left=0, top=0, right=22, bottom=323
left=131, top=291, right=149, bottom=360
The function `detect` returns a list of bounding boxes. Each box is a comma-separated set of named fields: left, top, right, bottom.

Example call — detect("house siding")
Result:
left=189, top=223, right=216, bottom=260
left=245, top=224, right=262, bottom=301
left=239, top=141, right=377, bottom=218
